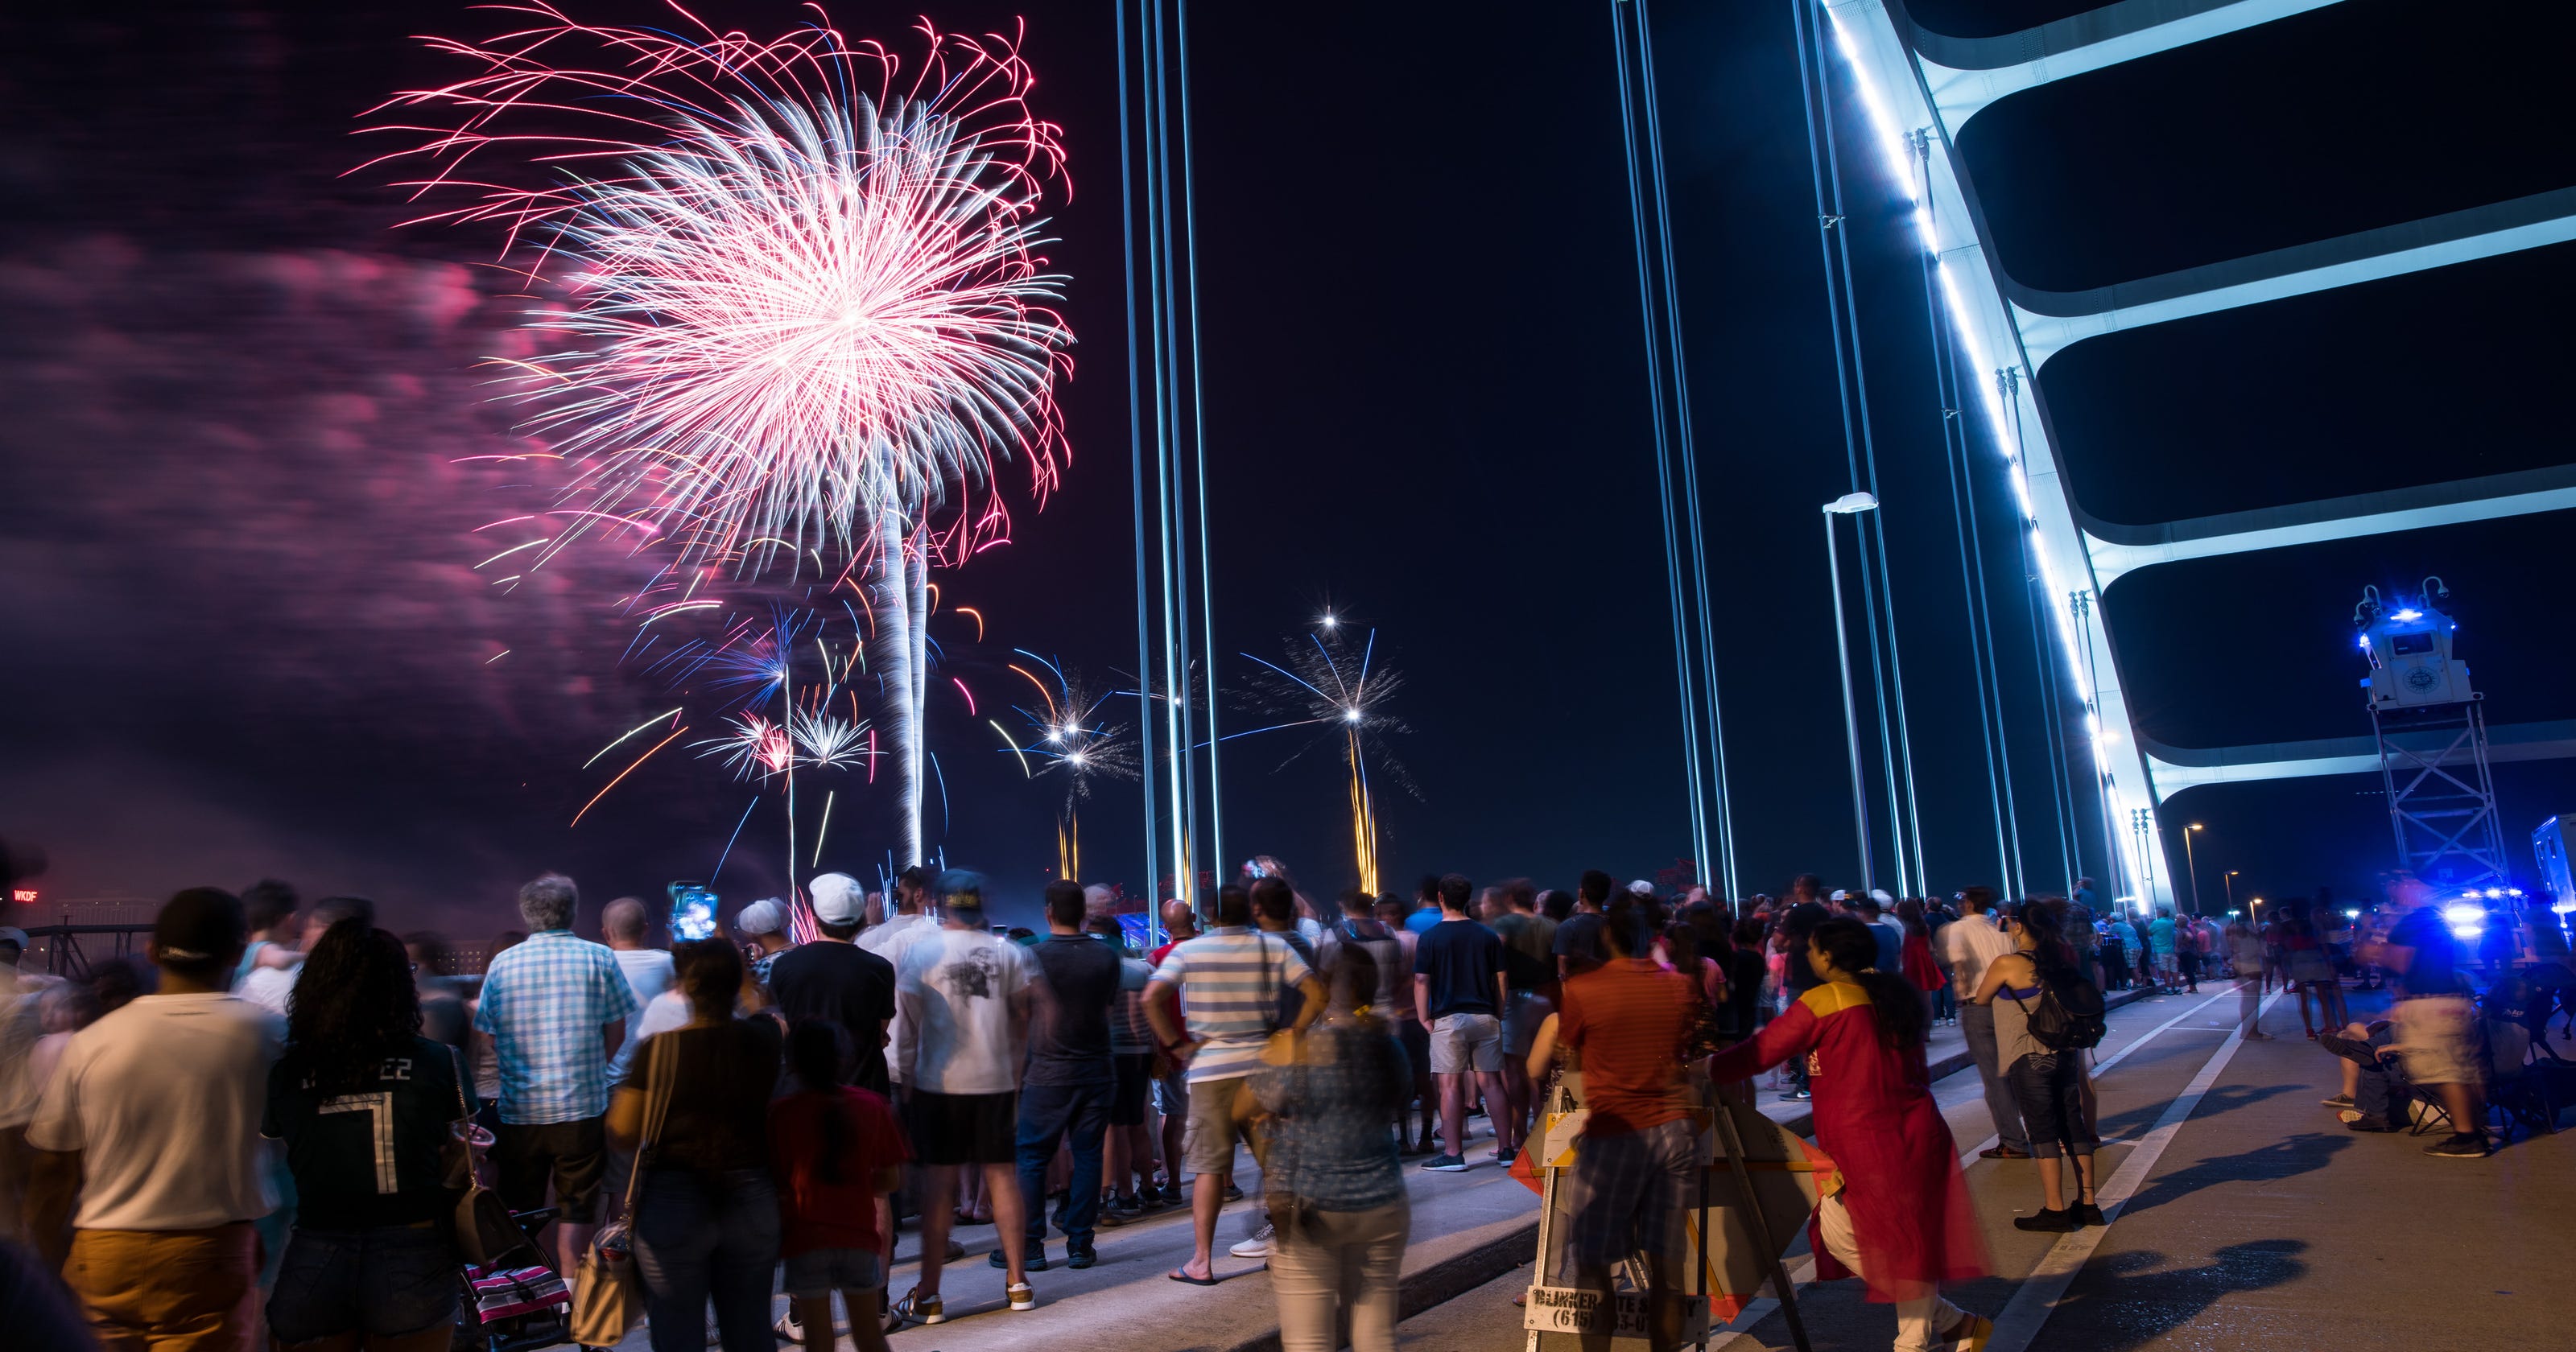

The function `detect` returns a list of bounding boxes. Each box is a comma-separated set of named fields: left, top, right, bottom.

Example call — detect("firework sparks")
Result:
left=370, top=5, right=1074, bottom=865
left=1234, top=625, right=1412, bottom=892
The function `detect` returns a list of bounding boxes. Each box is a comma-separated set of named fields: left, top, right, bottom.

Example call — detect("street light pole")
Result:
left=2183, top=824, right=2205, bottom=917
left=2223, top=869, right=2240, bottom=913
left=1824, top=493, right=1879, bottom=892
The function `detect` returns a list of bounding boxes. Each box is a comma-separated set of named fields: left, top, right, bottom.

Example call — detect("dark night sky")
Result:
left=3, top=0, right=2571, bottom=937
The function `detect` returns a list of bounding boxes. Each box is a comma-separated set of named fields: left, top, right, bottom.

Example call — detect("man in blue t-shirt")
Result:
left=1413, top=874, right=1511, bottom=1171
left=1403, top=874, right=1444, bottom=936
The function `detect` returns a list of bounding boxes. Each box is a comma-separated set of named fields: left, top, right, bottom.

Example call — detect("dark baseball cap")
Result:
left=154, top=888, right=246, bottom=967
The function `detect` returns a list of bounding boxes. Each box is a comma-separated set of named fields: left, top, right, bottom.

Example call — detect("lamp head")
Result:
left=1823, top=492, right=1880, bottom=515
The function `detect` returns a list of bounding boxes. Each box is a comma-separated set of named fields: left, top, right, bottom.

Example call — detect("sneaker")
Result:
left=2346, top=1118, right=2401, bottom=1133
left=1221, top=1181, right=1244, bottom=1202
left=1008, top=1280, right=1037, bottom=1312
left=1496, top=1148, right=1517, bottom=1167
left=773, top=1309, right=803, bottom=1341
left=1067, top=1242, right=1097, bottom=1270
left=990, top=1245, right=1050, bottom=1272
left=1230, top=1223, right=1274, bottom=1259
left=2320, top=1095, right=2355, bottom=1110
left=1421, top=1152, right=1470, bottom=1173
left=2012, top=1207, right=2078, bottom=1233
left=1977, top=1145, right=2030, bottom=1160
left=891, top=1288, right=945, bottom=1326
left=2075, top=1202, right=2105, bottom=1227
left=2423, top=1131, right=2489, bottom=1159
left=1781, top=1088, right=1813, bottom=1102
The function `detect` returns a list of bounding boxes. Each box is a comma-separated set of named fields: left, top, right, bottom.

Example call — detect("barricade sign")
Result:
left=1521, top=1286, right=1709, bottom=1342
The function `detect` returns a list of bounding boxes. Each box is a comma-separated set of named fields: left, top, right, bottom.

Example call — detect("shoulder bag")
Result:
left=572, top=1034, right=671, bottom=1346
left=444, top=1047, right=527, bottom=1268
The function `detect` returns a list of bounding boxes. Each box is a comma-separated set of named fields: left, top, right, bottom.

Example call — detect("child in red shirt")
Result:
left=770, top=1019, right=911, bottom=1352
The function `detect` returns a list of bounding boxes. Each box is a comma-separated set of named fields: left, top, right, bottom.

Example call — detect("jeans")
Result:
left=1017, top=1078, right=1112, bottom=1248
left=267, top=1222, right=457, bottom=1342
left=1269, top=1199, right=1408, bottom=1352
left=1958, top=1004, right=2029, bottom=1153
left=631, top=1169, right=782, bottom=1352
left=2006, top=1053, right=2092, bottom=1160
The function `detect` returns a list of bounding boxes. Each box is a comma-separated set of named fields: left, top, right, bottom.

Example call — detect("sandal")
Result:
left=1167, top=1268, right=1221, bottom=1287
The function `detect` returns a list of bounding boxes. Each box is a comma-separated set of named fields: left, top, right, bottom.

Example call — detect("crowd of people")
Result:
left=0, top=856, right=2559, bottom=1352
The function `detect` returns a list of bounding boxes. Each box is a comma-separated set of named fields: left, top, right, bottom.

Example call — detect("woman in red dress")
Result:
left=1706, top=918, right=1992, bottom=1352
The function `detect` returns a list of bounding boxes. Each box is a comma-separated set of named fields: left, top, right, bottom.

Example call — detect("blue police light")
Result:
left=2392, top=608, right=2422, bottom=621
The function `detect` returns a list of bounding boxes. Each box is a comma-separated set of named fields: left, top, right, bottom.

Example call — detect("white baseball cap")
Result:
left=809, top=874, right=862, bottom=925
left=734, top=898, right=786, bottom=936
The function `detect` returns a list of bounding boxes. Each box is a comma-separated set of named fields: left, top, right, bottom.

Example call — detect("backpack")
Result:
left=2013, top=967, right=2107, bottom=1052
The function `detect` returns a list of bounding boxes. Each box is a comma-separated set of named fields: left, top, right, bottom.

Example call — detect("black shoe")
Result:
left=2346, top=1118, right=2401, bottom=1134
left=2075, top=1202, right=2105, bottom=1227
left=992, top=1246, right=1051, bottom=1271
left=1221, top=1181, right=1243, bottom=1202
left=1979, top=1145, right=2031, bottom=1160
left=2424, top=1131, right=2489, bottom=1159
left=2013, top=1207, right=2078, bottom=1233
left=1066, top=1243, right=1097, bottom=1270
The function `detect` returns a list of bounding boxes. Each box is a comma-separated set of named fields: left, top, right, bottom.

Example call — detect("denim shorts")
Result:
left=783, top=1246, right=885, bottom=1298
left=266, top=1222, right=458, bottom=1343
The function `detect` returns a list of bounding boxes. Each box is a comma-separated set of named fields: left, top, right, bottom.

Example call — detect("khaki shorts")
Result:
left=2391, top=994, right=2482, bottom=1087
left=1430, top=1012, right=1501, bottom=1074
left=1183, top=1075, right=1253, bottom=1177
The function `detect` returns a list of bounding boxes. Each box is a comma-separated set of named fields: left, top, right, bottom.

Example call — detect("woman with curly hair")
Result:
left=265, top=916, right=477, bottom=1351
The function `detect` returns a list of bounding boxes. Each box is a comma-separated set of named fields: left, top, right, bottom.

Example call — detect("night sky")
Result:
left=4, top=0, right=2572, bottom=938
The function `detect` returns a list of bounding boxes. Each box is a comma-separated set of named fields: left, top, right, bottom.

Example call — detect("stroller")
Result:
left=452, top=1206, right=580, bottom=1352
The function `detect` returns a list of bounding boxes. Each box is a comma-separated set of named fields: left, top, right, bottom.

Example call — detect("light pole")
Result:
left=2223, top=869, right=2240, bottom=912
left=1824, top=493, right=1880, bottom=892
left=2182, top=823, right=2205, bottom=916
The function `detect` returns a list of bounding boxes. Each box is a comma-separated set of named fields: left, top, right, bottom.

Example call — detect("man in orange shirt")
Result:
left=1555, top=893, right=1704, bottom=1351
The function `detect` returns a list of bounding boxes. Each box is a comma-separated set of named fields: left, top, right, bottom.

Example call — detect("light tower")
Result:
left=2354, top=578, right=2508, bottom=889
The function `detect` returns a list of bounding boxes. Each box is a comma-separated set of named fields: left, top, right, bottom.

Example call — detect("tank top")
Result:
left=1992, top=962, right=2045, bottom=1069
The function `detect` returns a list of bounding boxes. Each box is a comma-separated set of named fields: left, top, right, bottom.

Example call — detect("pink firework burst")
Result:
left=365, top=2, right=1074, bottom=576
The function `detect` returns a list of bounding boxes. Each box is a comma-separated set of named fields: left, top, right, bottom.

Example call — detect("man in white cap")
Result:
left=769, top=874, right=897, bottom=1094
left=737, top=897, right=793, bottom=987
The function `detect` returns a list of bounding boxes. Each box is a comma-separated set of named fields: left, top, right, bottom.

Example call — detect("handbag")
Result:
left=445, top=1048, right=526, bottom=1268
left=572, top=1035, right=671, bottom=1346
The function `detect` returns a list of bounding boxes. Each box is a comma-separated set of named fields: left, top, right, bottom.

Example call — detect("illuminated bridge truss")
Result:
left=1824, top=0, right=2576, bottom=905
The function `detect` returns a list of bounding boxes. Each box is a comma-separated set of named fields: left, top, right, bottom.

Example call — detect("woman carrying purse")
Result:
left=607, top=939, right=784, bottom=1352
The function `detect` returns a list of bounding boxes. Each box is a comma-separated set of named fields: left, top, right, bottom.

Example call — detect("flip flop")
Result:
left=1167, top=1269, right=1221, bottom=1286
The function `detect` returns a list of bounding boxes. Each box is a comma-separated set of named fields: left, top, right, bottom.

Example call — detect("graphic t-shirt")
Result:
left=266, top=1035, right=474, bottom=1230
left=1025, top=934, right=1121, bottom=1086
left=768, top=941, right=898, bottom=1093
left=769, top=1086, right=910, bottom=1256
left=1414, top=917, right=1504, bottom=1020
left=895, top=928, right=1034, bottom=1094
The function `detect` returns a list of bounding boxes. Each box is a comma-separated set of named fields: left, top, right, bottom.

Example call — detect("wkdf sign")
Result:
left=1521, top=1286, right=1709, bottom=1342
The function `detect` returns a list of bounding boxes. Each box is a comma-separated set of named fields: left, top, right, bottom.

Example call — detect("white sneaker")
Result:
left=772, top=1309, right=803, bottom=1341
left=1229, top=1223, right=1274, bottom=1259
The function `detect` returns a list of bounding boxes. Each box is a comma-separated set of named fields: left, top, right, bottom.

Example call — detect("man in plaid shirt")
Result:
left=472, top=872, right=637, bottom=1278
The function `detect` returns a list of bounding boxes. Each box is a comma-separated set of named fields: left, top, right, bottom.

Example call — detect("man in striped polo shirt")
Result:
left=1145, top=883, right=1325, bottom=1284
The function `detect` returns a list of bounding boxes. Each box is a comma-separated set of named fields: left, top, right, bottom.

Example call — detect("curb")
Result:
left=1216, top=984, right=2164, bottom=1350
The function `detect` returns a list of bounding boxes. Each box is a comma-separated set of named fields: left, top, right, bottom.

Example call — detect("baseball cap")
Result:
left=938, top=869, right=989, bottom=919
left=734, top=898, right=786, bottom=937
left=0, top=925, right=27, bottom=951
left=809, top=874, right=862, bottom=926
left=154, top=888, right=247, bottom=967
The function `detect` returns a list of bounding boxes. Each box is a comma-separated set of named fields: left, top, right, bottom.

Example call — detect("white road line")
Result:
left=1710, top=986, right=2254, bottom=1350
left=1979, top=988, right=2287, bottom=1352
